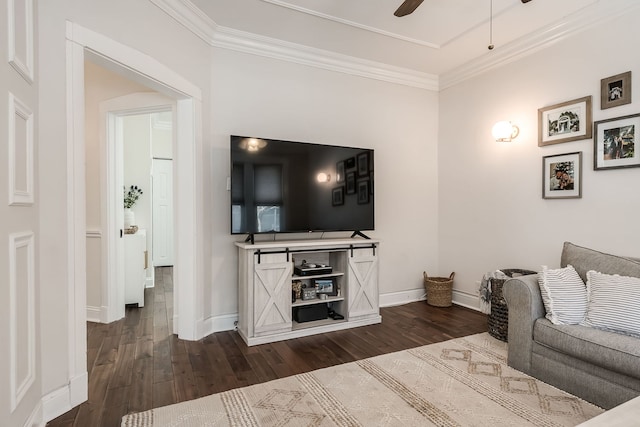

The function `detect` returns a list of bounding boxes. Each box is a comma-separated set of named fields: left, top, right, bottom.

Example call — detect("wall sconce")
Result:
left=316, top=172, right=331, bottom=183
left=492, top=121, right=520, bottom=142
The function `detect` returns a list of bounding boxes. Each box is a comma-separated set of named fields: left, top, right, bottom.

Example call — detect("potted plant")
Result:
left=124, top=185, right=143, bottom=228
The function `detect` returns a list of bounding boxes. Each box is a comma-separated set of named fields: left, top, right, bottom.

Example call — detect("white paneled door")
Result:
left=152, top=158, right=174, bottom=266
left=2, top=0, right=42, bottom=425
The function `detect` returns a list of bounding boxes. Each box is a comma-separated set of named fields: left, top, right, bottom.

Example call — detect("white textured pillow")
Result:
left=538, top=265, right=587, bottom=325
left=581, top=270, right=640, bottom=337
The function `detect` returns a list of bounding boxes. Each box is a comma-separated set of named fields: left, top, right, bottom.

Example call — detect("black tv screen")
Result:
left=230, top=135, right=374, bottom=236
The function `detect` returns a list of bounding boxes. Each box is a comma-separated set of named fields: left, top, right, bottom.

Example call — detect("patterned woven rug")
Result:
left=121, top=333, right=603, bottom=426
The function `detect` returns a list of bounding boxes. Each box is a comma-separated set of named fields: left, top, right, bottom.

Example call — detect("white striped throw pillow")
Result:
left=581, top=270, right=640, bottom=337
left=538, top=265, right=587, bottom=325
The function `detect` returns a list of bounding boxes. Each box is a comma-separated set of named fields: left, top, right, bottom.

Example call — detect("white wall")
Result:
left=208, top=48, right=440, bottom=318
left=42, top=1, right=640, bottom=421
left=438, top=9, right=640, bottom=308
left=38, top=0, right=212, bottom=411
left=151, top=111, right=173, bottom=159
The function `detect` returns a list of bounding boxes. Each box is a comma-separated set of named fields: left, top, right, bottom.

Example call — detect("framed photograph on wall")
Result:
left=601, top=71, right=631, bottom=110
left=357, top=152, right=369, bottom=177
left=594, top=113, right=640, bottom=170
left=346, top=172, right=356, bottom=195
left=357, top=180, right=370, bottom=204
left=542, top=152, right=582, bottom=199
left=332, top=186, right=344, bottom=206
left=538, top=96, right=592, bottom=146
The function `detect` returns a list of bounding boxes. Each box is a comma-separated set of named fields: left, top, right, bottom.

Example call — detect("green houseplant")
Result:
left=124, top=185, right=143, bottom=228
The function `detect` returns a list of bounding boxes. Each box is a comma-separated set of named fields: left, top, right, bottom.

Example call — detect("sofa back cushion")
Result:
left=561, top=242, right=640, bottom=283
left=538, top=265, right=587, bottom=324
left=581, top=270, right=640, bottom=338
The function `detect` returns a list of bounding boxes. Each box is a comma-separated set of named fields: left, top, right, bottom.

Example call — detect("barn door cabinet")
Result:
left=235, top=238, right=381, bottom=346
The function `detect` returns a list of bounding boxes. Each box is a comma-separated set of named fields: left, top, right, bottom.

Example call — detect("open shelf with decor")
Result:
left=235, top=238, right=380, bottom=346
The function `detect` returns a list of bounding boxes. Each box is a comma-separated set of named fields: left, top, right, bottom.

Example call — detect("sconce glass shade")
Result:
left=492, top=121, right=519, bottom=142
left=316, top=172, right=330, bottom=183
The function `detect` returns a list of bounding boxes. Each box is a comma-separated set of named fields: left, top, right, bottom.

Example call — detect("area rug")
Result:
left=121, top=333, right=603, bottom=426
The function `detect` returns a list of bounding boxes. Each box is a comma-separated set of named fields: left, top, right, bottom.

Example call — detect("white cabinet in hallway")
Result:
left=124, top=229, right=147, bottom=307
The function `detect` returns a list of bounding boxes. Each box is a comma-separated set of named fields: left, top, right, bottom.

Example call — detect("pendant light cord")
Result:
left=488, top=0, right=495, bottom=50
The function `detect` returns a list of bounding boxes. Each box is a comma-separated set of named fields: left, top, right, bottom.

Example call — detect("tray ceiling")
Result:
left=185, top=0, right=634, bottom=83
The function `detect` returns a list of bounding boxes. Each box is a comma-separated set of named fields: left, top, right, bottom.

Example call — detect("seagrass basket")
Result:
left=423, top=272, right=454, bottom=307
left=488, top=269, right=536, bottom=342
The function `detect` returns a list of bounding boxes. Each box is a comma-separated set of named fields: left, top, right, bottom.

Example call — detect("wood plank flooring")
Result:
left=47, top=267, right=488, bottom=427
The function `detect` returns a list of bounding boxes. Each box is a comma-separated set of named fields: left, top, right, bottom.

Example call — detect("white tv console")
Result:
left=235, top=238, right=381, bottom=346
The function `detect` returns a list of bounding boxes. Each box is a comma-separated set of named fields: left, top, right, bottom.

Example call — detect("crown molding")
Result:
left=211, top=25, right=439, bottom=90
left=440, top=0, right=640, bottom=90
left=150, top=0, right=438, bottom=90
left=149, top=0, right=216, bottom=43
left=151, top=0, right=639, bottom=92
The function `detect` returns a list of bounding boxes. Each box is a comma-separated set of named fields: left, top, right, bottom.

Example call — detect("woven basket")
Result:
left=423, top=272, right=454, bottom=307
left=488, top=268, right=536, bottom=342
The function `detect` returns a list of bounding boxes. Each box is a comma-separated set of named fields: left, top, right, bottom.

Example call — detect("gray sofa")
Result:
left=503, top=242, right=640, bottom=409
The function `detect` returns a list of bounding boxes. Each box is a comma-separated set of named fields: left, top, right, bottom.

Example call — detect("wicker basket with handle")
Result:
left=423, top=272, right=455, bottom=307
left=488, top=268, right=536, bottom=341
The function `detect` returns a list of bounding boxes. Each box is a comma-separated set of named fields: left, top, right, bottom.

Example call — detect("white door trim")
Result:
left=99, top=95, right=173, bottom=323
left=62, top=20, right=203, bottom=416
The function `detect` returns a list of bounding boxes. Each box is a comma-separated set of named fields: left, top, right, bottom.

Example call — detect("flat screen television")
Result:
left=230, top=135, right=374, bottom=239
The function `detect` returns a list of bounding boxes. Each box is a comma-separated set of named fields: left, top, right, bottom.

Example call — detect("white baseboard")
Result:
left=145, top=277, right=154, bottom=288
left=25, top=400, right=43, bottom=427
left=379, top=288, right=425, bottom=307
left=41, top=372, right=87, bottom=424
left=380, top=288, right=481, bottom=312
left=41, top=385, right=71, bottom=424
left=200, top=313, right=239, bottom=337
left=452, top=290, right=480, bottom=311
left=69, top=372, right=88, bottom=408
left=86, top=305, right=102, bottom=323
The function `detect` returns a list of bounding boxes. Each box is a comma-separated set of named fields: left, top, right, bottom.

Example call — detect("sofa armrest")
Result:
left=503, top=274, right=545, bottom=373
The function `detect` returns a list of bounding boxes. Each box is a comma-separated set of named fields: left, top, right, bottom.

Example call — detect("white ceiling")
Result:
left=188, top=0, right=605, bottom=78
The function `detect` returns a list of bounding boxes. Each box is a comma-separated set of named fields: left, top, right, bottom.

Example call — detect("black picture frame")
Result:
left=594, top=113, right=640, bottom=170
left=336, top=161, right=345, bottom=183
left=332, top=186, right=344, bottom=206
left=345, top=157, right=356, bottom=169
left=346, top=172, right=356, bottom=194
left=314, top=277, right=338, bottom=296
left=357, top=180, right=370, bottom=204
left=357, top=152, right=369, bottom=177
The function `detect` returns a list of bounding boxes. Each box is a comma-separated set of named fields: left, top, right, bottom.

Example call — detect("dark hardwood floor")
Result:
left=47, top=267, right=488, bottom=427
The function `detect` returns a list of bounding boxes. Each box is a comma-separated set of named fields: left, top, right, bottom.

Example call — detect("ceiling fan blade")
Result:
left=394, top=0, right=425, bottom=17
left=521, top=0, right=532, bottom=3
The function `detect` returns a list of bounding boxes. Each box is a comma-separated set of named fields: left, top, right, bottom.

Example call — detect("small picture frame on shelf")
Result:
left=601, top=71, right=631, bottom=110
left=542, top=151, right=582, bottom=199
left=314, top=277, right=338, bottom=296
